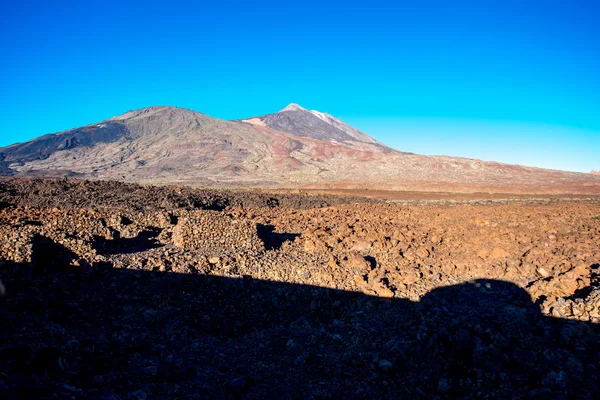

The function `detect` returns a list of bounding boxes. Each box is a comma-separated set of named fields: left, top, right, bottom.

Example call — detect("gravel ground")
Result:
left=1, top=178, right=599, bottom=399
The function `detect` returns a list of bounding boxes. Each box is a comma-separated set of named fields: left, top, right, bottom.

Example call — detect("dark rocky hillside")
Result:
left=0, top=154, right=14, bottom=176
left=0, top=122, right=129, bottom=164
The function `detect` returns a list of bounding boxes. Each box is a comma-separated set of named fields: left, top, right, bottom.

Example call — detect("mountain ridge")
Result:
left=1, top=104, right=599, bottom=194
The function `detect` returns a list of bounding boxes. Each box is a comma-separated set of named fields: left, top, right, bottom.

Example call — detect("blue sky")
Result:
left=1, top=0, right=598, bottom=172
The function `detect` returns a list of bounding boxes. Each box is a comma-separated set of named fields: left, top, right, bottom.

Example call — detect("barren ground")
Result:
left=1, top=178, right=599, bottom=399
left=270, top=187, right=600, bottom=202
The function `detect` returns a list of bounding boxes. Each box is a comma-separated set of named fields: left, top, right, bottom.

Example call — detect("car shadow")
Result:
left=0, top=238, right=598, bottom=399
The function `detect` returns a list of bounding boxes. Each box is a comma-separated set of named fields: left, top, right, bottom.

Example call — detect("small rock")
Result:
left=378, top=359, right=393, bottom=370
left=152, top=344, right=167, bottom=353
left=62, top=384, right=78, bottom=392
left=345, top=252, right=369, bottom=271
left=351, top=239, right=372, bottom=252
left=227, top=377, right=247, bottom=392
left=128, top=389, right=147, bottom=400
left=542, top=370, right=568, bottom=390
left=438, top=378, right=451, bottom=394
left=98, top=389, right=120, bottom=400
left=537, top=267, right=550, bottom=277
left=144, top=365, right=158, bottom=376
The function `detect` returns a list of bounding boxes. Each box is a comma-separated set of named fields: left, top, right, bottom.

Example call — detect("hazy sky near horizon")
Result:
left=1, top=0, right=599, bottom=172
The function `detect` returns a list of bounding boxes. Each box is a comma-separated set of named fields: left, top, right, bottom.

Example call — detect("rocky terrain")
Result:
left=1, top=178, right=599, bottom=399
left=1, top=105, right=600, bottom=194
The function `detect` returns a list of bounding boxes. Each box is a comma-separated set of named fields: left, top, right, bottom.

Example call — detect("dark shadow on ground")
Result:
left=0, top=241, right=599, bottom=399
left=31, top=235, right=79, bottom=276
left=364, top=255, right=377, bottom=269
left=93, top=227, right=163, bottom=255
left=256, top=224, right=300, bottom=250
left=568, top=263, right=600, bottom=300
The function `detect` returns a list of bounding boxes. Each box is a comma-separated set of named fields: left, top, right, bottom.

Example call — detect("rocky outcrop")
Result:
left=171, top=210, right=263, bottom=254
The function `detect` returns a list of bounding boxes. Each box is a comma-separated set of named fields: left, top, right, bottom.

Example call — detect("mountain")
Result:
left=591, top=170, right=600, bottom=175
left=1, top=104, right=599, bottom=194
left=241, top=103, right=394, bottom=151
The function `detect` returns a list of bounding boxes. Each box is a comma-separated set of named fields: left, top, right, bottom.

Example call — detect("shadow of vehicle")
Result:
left=0, top=238, right=598, bottom=399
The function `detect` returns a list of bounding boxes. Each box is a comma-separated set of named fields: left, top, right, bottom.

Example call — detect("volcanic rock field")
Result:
left=1, top=178, right=600, bottom=399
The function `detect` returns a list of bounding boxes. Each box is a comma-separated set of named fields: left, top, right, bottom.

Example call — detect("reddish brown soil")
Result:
left=1, top=178, right=599, bottom=399
left=296, top=181, right=600, bottom=196
left=276, top=188, right=600, bottom=202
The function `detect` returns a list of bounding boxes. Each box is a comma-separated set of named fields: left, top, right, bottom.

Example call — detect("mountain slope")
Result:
left=1, top=106, right=267, bottom=184
left=0, top=106, right=393, bottom=186
left=241, top=103, right=395, bottom=152
left=1, top=105, right=599, bottom=194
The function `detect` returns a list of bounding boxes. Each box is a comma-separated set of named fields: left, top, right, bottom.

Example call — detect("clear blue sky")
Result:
left=1, top=0, right=599, bottom=172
